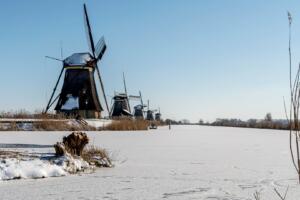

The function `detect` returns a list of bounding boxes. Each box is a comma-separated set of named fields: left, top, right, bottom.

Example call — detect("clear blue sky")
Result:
left=1, top=0, right=300, bottom=122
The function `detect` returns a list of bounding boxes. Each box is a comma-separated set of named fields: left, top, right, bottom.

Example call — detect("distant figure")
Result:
left=169, top=122, right=171, bottom=130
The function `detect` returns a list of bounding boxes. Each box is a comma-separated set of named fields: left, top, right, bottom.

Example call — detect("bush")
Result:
left=82, top=145, right=112, bottom=167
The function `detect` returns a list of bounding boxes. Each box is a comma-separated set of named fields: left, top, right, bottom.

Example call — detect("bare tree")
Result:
left=285, top=12, right=300, bottom=183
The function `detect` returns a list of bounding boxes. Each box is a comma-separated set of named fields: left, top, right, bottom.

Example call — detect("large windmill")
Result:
left=44, top=4, right=109, bottom=119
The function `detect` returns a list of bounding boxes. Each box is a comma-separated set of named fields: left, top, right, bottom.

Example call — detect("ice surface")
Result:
left=0, top=126, right=299, bottom=199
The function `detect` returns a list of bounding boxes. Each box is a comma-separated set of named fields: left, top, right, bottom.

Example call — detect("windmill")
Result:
left=133, top=91, right=147, bottom=119
left=155, top=107, right=162, bottom=121
left=44, top=4, right=110, bottom=119
left=145, top=100, right=157, bottom=121
left=110, top=73, right=133, bottom=118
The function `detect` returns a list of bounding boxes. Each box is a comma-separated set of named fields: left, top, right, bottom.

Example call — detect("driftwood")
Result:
left=54, top=132, right=89, bottom=156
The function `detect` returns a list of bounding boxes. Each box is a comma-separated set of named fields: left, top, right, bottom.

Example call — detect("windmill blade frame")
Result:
left=123, top=72, right=128, bottom=96
left=139, top=91, right=144, bottom=107
left=95, top=37, right=107, bottom=61
left=83, top=3, right=96, bottom=56
left=45, top=56, right=63, bottom=62
left=44, top=65, right=65, bottom=113
left=128, top=95, right=141, bottom=100
left=84, top=3, right=110, bottom=117
left=123, top=72, right=131, bottom=113
left=95, top=63, right=110, bottom=115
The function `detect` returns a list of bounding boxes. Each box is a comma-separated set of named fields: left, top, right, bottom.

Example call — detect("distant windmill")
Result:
left=133, top=91, right=147, bottom=119
left=44, top=4, right=109, bottom=119
left=110, top=73, right=133, bottom=118
left=145, top=100, right=157, bottom=121
left=155, top=107, right=162, bottom=121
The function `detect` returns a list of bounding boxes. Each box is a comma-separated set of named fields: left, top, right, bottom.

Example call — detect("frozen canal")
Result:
left=0, top=125, right=299, bottom=200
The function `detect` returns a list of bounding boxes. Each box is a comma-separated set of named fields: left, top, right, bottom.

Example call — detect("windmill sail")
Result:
left=95, top=37, right=107, bottom=61
left=83, top=3, right=110, bottom=115
left=83, top=4, right=95, bottom=56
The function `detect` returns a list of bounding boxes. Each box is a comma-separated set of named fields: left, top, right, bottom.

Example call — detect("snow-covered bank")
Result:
left=85, top=119, right=112, bottom=128
left=0, top=118, right=112, bottom=131
left=0, top=126, right=299, bottom=199
left=0, top=154, right=89, bottom=181
left=0, top=158, right=66, bottom=180
left=0, top=131, right=112, bottom=181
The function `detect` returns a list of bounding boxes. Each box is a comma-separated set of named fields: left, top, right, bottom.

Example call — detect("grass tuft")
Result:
left=82, top=145, right=112, bottom=167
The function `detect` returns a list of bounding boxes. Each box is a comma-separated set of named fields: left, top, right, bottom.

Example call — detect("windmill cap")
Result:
left=64, top=52, right=94, bottom=67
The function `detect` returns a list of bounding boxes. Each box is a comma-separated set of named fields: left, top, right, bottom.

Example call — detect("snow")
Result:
left=0, top=126, right=299, bottom=199
left=85, top=119, right=112, bottom=128
left=0, top=154, right=90, bottom=180
left=0, top=159, right=66, bottom=180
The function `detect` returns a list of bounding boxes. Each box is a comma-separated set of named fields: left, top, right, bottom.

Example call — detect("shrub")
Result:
left=81, top=145, right=112, bottom=167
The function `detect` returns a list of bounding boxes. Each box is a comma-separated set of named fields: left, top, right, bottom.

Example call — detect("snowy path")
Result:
left=0, top=126, right=299, bottom=199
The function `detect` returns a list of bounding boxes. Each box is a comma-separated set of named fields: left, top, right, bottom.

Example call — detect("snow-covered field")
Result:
left=0, top=125, right=299, bottom=200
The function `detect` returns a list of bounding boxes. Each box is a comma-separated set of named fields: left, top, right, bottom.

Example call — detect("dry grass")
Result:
left=0, top=110, right=96, bottom=131
left=0, top=119, right=96, bottom=131
left=33, top=120, right=96, bottom=131
left=33, top=120, right=71, bottom=131
left=0, top=150, right=38, bottom=159
left=82, top=145, right=112, bottom=167
left=0, top=150, right=21, bottom=159
left=0, top=109, right=32, bottom=119
left=0, top=122, right=17, bottom=131
left=104, top=119, right=149, bottom=131
left=0, top=110, right=72, bottom=119
left=252, top=187, right=289, bottom=200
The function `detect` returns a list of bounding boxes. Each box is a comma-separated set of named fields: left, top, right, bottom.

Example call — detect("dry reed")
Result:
left=82, top=145, right=112, bottom=167
left=104, top=119, right=149, bottom=131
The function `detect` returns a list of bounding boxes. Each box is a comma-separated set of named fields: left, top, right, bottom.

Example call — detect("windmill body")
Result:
left=45, top=4, right=110, bottom=119
left=154, top=107, right=162, bottom=121
left=133, top=105, right=144, bottom=119
left=54, top=53, right=102, bottom=118
left=155, top=112, right=161, bottom=121
left=133, top=91, right=146, bottom=119
left=110, top=73, right=133, bottom=118
left=145, top=100, right=158, bottom=121
left=146, top=110, right=154, bottom=121
left=110, top=93, right=132, bottom=117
